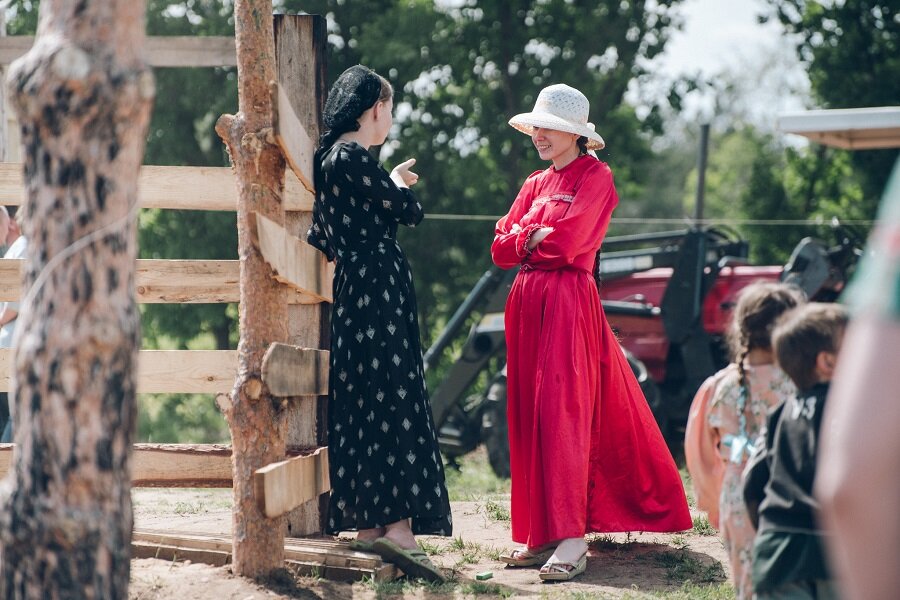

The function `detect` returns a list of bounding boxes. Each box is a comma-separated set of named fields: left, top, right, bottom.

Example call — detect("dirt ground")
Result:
left=130, top=454, right=733, bottom=600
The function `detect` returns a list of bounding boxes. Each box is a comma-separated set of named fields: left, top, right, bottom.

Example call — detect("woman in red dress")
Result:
left=492, top=84, right=692, bottom=581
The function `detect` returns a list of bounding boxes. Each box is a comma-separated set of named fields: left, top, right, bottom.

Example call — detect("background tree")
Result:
left=281, top=0, right=687, bottom=344
left=6, top=1, right=240, bottom=445
left=0, top=0, right=153, bottom=596
left=765, top=0, right=899, bottom=214
left=10, top=0, right=689, bottom=352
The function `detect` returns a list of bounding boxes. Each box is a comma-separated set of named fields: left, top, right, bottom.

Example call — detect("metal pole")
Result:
left=694, top=123, right=710, bottom=226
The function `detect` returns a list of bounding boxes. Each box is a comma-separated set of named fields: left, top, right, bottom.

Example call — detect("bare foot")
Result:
left=508, top=540, right=559, bottom=560
left=544, top=537, right=587, bottom=567
left=382, top=519, right=418, bottom=550
left=356, top=527, right=385, bottom=543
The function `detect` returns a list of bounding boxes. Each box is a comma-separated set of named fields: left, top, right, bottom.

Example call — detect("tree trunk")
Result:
left=0, top=7, right=8, bottom=163
left=0, top=1, right=154, bottom=598
left=216, top=0, right=289, bottom=578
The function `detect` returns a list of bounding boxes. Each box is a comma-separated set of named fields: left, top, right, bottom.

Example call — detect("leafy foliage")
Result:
left=279, top=0, right=687, bottom=342
left=764, top=0, right=899, bottom=209
left=13, top=1, right=893, bottom=445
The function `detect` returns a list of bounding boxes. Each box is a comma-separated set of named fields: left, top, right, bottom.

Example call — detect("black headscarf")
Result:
left=314, top=65, right=384, bottom=195
left=320, top=65, right=383, bottom=149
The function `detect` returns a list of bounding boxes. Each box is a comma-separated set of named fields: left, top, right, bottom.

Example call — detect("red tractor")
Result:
left=428, top=223, right=861, bottom=476
left=596, top=223, right=860, bottom=440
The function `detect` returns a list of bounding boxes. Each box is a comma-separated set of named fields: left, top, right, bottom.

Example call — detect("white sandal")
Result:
left=500, top=546, right=554, bottom=567
left=538, top=551, right=587, bottom=581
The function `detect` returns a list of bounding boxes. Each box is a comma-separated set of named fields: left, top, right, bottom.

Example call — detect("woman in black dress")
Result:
left=306, top=65, right=450, bottom=581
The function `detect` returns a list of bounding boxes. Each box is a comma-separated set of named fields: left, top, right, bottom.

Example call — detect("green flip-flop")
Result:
left=372, top=537, right=445, bottom=583
left=348, top=538, right=377, bottom=552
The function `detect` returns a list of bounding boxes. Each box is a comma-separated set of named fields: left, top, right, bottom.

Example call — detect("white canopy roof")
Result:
left=777, top=107, right=900, bottom=149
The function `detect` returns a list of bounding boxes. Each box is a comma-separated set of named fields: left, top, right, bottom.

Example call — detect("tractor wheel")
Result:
left=481, top=376, right=511, bottom=479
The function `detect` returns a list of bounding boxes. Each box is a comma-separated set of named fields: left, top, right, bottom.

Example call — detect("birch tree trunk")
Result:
left=0, top=1, right=153, bottom=598
left=216, top=0, right=289, bottom=577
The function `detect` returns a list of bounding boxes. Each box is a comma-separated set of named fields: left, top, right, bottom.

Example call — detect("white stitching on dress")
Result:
left=533, top=193, right=575, bottom=206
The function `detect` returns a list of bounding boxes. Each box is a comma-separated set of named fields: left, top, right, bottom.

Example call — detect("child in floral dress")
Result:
left=686, top=281, right=804, bottom=599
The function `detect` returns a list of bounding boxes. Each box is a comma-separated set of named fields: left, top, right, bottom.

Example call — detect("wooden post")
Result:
left=216, top=0, right=290, bottom=577
left=273, top=14, right=329, bottom=538
left=0, top=0, right=153, bottom=597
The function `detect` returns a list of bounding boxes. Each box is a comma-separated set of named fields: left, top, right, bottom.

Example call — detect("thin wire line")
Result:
left=21, top=195, right=140, bottom=312
left=423, top=213, right=879, bottom=226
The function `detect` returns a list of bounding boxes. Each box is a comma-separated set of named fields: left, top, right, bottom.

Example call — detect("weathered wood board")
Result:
left=0, top=258, right=320, bottom=304
left=131, top=529, right=398, bottom=581
left=261, top=343, right=329, bottom=397
left=0, top=36, right=237, bottom=67
left=254, top=447, right=330, bottom=518
left=0, top=163, right=313, bottom=211
left=271, top=81, right=315, bottom=192
left=0, top=349, right=238, bottom=394
left=249, top=211, right=332, bottom=302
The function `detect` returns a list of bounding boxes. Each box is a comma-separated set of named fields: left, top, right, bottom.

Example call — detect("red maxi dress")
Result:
left=491, top=154, right=692, bottom=548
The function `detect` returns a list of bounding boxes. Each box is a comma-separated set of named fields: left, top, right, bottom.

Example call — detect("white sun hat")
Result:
left=508, top=84, right=605, bottom=150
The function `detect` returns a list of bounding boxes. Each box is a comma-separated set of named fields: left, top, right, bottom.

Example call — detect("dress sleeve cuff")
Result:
left=515, top=223, right=544, bottom=259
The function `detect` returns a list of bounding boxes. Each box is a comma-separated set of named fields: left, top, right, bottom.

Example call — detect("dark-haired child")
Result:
left=685, top=281, right=804, bottom=599
left=746, top=302, right=848, bottom=600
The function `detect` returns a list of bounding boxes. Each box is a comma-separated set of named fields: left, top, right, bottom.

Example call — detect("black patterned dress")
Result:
left=306, top=141, right=452, bottom=536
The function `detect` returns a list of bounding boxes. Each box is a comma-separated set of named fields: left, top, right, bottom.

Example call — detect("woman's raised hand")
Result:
left=390, top=158, right=419, bottom=188
left=528, top=227, right=554, bottom=250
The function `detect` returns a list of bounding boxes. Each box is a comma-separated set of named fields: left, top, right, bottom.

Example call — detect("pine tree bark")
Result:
left=216, top=0, right=289, bottom=577
left=0, top=1, right=154, bottom=598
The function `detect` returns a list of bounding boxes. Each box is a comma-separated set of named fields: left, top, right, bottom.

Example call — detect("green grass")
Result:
left=361, top=574, right=458, bottom=596
left=133, top=488, right=232, bottom=516
left=654, top=549, right=727, bottom=584
left=444, top=447, right=511, bottom=501
left=418, top=539, right=442, bottom=556
left=539, top=591, right=610, bottom=599
left=482, top=499, right=511, bottom=522
left=692, top=515, right=717, bottom=536
left=625, top=582, right=736, bottom=599
left=446, top=536, right=501, bottom=568
left=461, top=581, right=514, bottom=597
left=670, top=534, right=688, bottom=549
left=363, top=573, right=516, bottom=598
left=587, top=533, right=633, bottom=553
left=450, top=536, right=483, bottom=565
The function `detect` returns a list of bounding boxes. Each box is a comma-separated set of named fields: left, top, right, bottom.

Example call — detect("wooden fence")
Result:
left=0, top=16, right=333, bottom=536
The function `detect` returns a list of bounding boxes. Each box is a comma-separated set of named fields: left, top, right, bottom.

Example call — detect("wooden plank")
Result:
left=131, top=530, right=398, bottom=581
left=131, top=444, right=234, bottom=487
left=261, top=343, right=328, bottom=397
left=0, top=443, right=233, bottom=486
left=0, top=349, right=236, bottom=394
left=271, top=82, right=315, bottom=192
left=131, top=541, right=231, bottom=566
left=285, top=560, right=397, bottom=583
left=275, top=13, right=331, bottom=537
left=0, top=163, right=313, bottom=212
left=136, top=350, right=238, bottom=394
left=248, top=211, right=332, bottom=302
left=136, top=259, right=239, bottom=303
left=0, top=36, right=237, bottom=67
left=0, top=444, right=317, bottom=487
left=0, top=258, right=317, bottom=304
left=254, top=447, right=329, bottom=518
